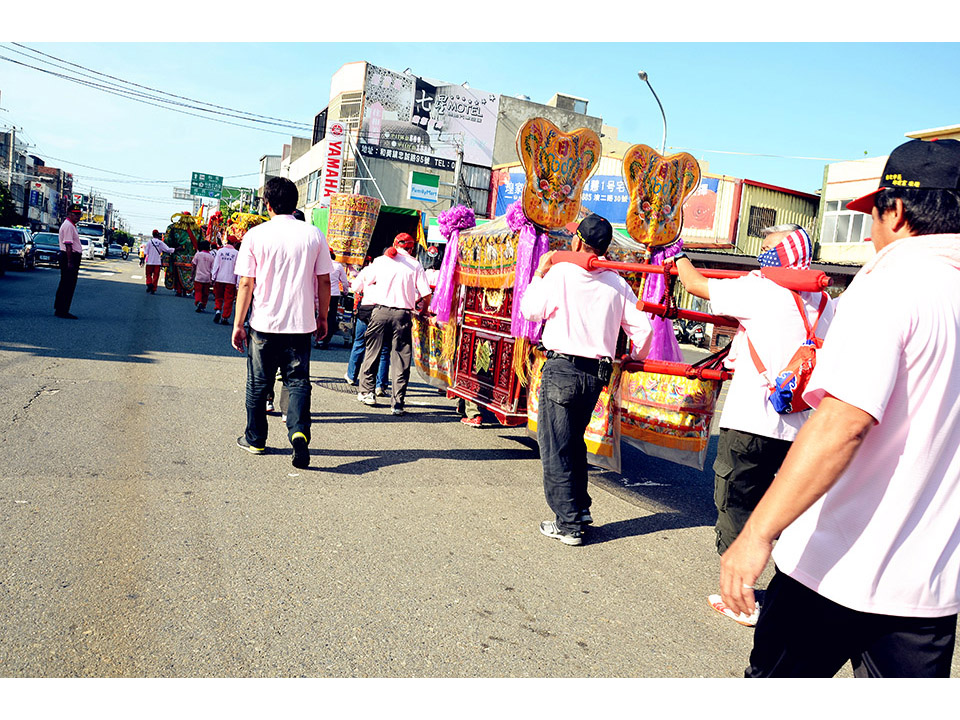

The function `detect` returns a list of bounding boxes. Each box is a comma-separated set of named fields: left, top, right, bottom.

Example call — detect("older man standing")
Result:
left=143, top=229, right=174, bottom=294
left=232, top=177, right=332, bottom=469
left=520, top=214, right=653, bottom=546
left=54, top=203, right=83, bottom=319
left=720, top=138, right=960, bottom=677
left=669, top=223, right=835, bottom=625
left=356, top=233, right=431, bottom=416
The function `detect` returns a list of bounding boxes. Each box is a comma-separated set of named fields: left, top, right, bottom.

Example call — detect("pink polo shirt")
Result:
left=234, top=215, right=333, bottom=334
left=359, top=249, right=431, bottom=310
left=192, top=250, right=215, bottom=283
left=58, top=218, right=80, bottom=253
left=520, top=261, right=653, bottom=360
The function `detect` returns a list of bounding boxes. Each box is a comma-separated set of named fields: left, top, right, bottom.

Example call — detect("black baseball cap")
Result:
left=847, top=138, right=960, bottom=214
left=68, top=204, right=82, bottom=213
left=566, top=214, right=613, bottom=253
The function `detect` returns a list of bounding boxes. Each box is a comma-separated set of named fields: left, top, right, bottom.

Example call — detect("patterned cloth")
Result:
left=326, top=193, right=381, bottom=276
left=757, top=228, right=812, bottom=269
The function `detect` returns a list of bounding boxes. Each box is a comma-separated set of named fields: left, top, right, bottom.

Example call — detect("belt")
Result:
left=543, top=349, right=603, bottom=376
left=373, top=304, right=413, bottom=312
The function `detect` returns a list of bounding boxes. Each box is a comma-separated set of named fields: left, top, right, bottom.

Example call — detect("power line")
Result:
left=9, top=43, right=311, bottom=129
left=0, top=52, right=307, bottom=136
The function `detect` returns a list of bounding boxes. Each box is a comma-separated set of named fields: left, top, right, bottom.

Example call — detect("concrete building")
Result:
left=816, top=123, right=960, bottom=266
left=281, top=61, right=609, bottom=220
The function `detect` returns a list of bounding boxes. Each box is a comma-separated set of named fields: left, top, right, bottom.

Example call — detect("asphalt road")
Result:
left=0, top=258, right=955, bottom=680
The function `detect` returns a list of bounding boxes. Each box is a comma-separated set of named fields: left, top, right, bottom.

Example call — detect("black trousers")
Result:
left=713, top=428, right=792, bottom=555
left=747, top=570, right=957, bottom=678
left=537, top=357, right=603, bottom=534
left=54, top=252, right=80, bottom=314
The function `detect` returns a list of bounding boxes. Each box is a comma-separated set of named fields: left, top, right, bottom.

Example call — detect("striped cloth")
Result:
left=757, top=228, right=812, bottom=269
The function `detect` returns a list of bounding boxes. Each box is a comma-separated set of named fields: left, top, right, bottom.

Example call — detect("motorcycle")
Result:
left=673, top=318, right=708, bottom=348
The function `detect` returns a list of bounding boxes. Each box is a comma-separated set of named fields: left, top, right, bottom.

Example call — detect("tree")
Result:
left=0, top=181, right=25, bottom=227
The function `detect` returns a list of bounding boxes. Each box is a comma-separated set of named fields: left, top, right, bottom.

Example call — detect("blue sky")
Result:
left=2, top=40, right=958, bottom=235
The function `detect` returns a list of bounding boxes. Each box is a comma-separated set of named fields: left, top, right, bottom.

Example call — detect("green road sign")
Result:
left=190, top=172, right=224, bottom=199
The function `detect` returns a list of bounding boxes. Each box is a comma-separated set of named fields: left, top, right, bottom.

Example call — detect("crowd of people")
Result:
left=52, top=140, right=960, bottom=678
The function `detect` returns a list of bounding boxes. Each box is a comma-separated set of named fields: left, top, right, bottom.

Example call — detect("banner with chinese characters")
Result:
left=358, top=63, right=500, bottom=172
left=494, top=170, right=630, bottom=223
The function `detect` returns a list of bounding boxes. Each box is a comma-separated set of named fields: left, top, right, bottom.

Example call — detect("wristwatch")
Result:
left=672, top=251, right=688, bottom=262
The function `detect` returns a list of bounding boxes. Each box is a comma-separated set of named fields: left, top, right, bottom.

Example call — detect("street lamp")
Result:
left=638, top=71, right=667, bottom=156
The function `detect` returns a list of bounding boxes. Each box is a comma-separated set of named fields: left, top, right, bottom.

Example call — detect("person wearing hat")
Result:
left=143, top=229, right=175, bottom=294
left=666, top=224, right=836, bottom=626
left=54, top=204, right=84, bottom=319
left=719, top=138, right=960, bottom=677
left=520, top=214, right=653, bottom=546
left=356, top=232, right=432, bottom=416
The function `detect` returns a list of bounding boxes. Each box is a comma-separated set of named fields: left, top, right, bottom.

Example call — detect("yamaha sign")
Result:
left=320, top=122, right=347, bottom=208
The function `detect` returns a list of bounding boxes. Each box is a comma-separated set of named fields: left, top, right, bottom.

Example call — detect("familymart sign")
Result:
left=408, top=170, right=440, bottom=203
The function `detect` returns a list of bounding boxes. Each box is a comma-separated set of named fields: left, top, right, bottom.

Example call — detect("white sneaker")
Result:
left=357, top=392, right=376, bottom=406
left=708, top=594, right=760, bottom=627
left=343, top=372, right=357, bottom=386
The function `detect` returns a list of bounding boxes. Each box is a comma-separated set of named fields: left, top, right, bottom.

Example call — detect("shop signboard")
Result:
left=408, top=170, right=440, bottom=202
left=494, top=171, right=630, bottom=223
left=358, top=63, right=500, bottom=172
left=190, top=172, right=223, bottom=199
left=319, top=121, right=347, bottom=208
left=221, top=186, right=256, bottom=209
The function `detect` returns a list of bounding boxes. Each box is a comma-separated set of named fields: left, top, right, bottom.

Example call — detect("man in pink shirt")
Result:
left=520, top=214, right=653, bottom=546
left=54, top=203, right=83, bottom=319
left=191, top=240, right=216, bottom=312
left=720, top=138, right=960, bottom=677
left=356, top=233, right=432, bottom=416
left=231, top=177, right=333, bottom=468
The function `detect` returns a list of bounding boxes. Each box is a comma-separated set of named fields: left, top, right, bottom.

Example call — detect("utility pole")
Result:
left=6, top=125, right=14, bottom=191
left=452, top=135, right=463, bottom=208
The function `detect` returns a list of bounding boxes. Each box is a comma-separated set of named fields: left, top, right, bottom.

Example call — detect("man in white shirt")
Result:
left=54, top=204, right=83, bottom=319
left=670, top=224, right=835, bottom=625
left=356, top=233, right=432, bottom=416
left=720, top=138, right=960, bottom=677
left=520, top=214, right=653, bottom=546
left=143, top=229, right=174, bottom=294
left=231, top=177, right=333, bottom=469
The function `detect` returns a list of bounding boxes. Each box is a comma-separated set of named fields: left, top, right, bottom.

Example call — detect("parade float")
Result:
left=418, top=117, right=831, bottom=470
left=163, top=210, right=267, bottom=294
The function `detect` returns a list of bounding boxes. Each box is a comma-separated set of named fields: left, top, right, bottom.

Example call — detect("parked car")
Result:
left=0, top=226, right=36, bottom=271
left=91, top=240, right=106, bottom=259
left=80, top=237, right=91, bottom=260
left=31, top=231, right=61, bottom=267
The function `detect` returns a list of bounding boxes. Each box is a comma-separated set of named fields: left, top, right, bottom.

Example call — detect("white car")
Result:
left=80, top=237, right=92, bottom=260
left=91, top=240, right=106, bottom=259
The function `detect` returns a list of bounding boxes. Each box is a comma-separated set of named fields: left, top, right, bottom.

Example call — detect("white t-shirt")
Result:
left=773, top=237, right=960, bottom=617
left=360, top=249, right=431, bottom=310
left=521, top=262, right=653, bottom=360
left=211, top=244, right=239, bottom=284
left=707, top=273, right=836, bottom=441
left=234, top=215, right=333, bottom=334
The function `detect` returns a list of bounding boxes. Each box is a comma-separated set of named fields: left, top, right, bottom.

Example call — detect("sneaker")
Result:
left=357, top=392, right=376, bottom=406
left=213, top=311, right=221, bottom=323
left=221, top=317, right=231, bottom=325
left=376, top=387, right=389, bottom=397
left=281, top=414, right=287, bottom=422
left=343, top=372, right=357, bottom=386
left=392, top=406, right=405, bottom=416
left=460, top=416, right=482, bottom=428
left=291, top=432, right=309, bottom=469
left=195, top=303, right=203, bottom=313
left=539, top=520, right=583, bottom=546
left=265, top=400, right=275, bottom=413
left=237, top=436, right=265, bottom=455
left=707, top=594, right=760, bottom=627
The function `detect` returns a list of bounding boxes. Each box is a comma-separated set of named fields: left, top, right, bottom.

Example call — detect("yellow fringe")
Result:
left=513, top=338, right=531, bottom=387
left=440, top=320, right=458, bottom=361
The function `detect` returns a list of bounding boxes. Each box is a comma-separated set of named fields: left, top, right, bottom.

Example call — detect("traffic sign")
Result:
left=190, top=172, right=224, bottom=199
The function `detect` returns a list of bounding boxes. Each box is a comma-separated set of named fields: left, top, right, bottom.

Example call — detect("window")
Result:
left=306, top=170, right=320, bottom=204
left=820, top=198, right=873, bottom=243
left=747, top=206, right=776, bottom=237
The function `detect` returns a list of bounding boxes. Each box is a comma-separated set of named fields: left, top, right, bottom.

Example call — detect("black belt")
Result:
left=543, top=348, right=608, bottom=378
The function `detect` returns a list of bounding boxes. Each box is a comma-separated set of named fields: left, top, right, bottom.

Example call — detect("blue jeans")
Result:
left=537, top=357, right=604, bottom=534
left=346, top=313, right=389, bottom=388
left=245, top=329, right=312, bottom=447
